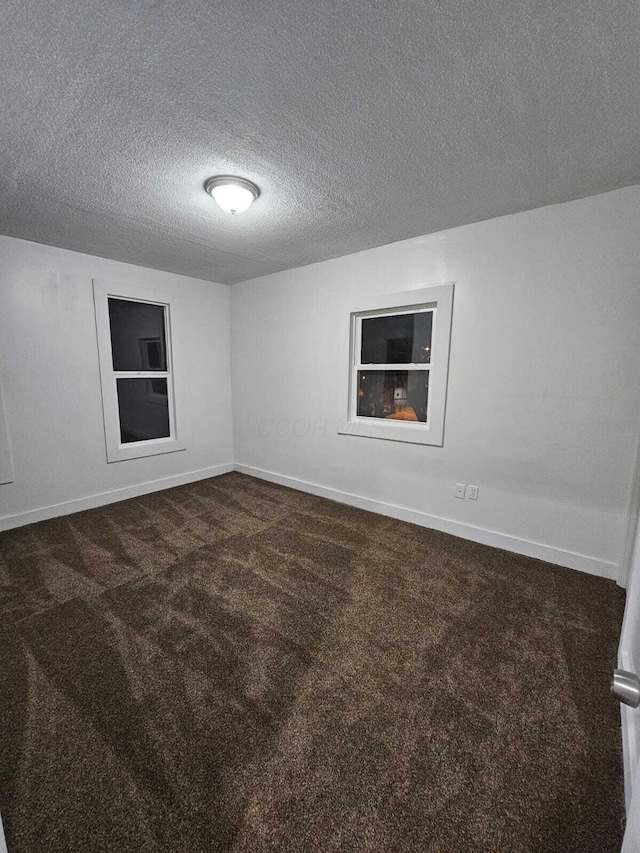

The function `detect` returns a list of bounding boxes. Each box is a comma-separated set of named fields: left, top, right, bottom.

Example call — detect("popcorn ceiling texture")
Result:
left=1, top=0, right=639, bottom=284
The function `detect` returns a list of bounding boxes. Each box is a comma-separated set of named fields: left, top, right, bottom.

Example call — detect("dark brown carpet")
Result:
left=0, top=472, right=626, bottom=852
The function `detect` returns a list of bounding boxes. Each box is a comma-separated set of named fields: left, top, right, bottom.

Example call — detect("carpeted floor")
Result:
left=0, top=472, right=626, bottom=852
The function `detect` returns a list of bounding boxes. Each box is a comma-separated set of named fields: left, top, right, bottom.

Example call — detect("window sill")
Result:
left=107, top=437, right=186, bottom=463
left=338, top=418, right=444, bottom=446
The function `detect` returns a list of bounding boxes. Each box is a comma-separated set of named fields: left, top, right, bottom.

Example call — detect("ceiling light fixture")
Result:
left=204, top=175, right=260, bottom=215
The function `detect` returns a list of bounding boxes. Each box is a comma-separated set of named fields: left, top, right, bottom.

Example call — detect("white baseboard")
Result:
left=0, top=462, right=234, bottom=531
left=2, top=459, right=619, bottom=581
left=234, top=463, right=619, bottom=581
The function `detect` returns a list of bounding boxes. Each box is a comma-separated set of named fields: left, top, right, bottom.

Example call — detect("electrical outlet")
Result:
left=455, top=483, right=466, bottom=499
left=468, top=485, right=479, bottom=500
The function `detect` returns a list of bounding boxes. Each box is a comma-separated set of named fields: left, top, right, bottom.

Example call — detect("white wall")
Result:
left=231, top=187, right=640, bottom=580
left=0, top=236, right=233, bottom=528
left=3, top=189, right=640, bottom=577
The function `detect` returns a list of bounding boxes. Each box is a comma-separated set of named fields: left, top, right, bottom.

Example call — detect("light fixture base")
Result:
left=204, top=175, right=260, bottom=214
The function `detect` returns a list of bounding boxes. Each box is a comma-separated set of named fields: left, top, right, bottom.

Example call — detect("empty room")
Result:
left=2, top=1, right=640, bottom=851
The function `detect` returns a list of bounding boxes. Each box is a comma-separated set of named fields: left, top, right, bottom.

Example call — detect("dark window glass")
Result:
left=116, top=378, right=170, bottom=443
left=149, top=378, right=167, bottom=395
left=357, top=370, right=429, bottom=423
left=108, top=298, right=167, bottom=371
left=360, top=311, right=432, bottom=364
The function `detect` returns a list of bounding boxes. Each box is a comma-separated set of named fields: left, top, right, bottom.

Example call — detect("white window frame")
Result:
left=338, top=283, right=454, bottom=446
left=93, top=279, right=185, bottom=463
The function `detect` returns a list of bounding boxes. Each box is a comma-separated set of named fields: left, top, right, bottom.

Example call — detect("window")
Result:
left=339, top=284, right=454, bottom=446
left=93, top=280, right=184, bottom=462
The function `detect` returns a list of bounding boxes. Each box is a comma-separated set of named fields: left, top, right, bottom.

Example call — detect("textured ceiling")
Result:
left=1, top=0, right=639, bottom=285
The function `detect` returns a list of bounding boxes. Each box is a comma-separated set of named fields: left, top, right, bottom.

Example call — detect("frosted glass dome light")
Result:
left=204, top=176, right=260, bottom=215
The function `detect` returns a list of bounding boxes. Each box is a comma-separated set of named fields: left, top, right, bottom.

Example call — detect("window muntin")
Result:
left=354, top=307, right=434, bottom=426
left=93, top=280, right=184, bottom=462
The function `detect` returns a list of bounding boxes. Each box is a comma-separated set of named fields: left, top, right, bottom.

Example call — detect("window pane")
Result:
left=108, top=298, right=167, bottom=371
left=360, top=311, right=432, bottom=364
left=116, top=378, right=170, bottom=443
left=357, top=370, right=429, bottom=423
left=149, top=378, right=167, bottom=395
